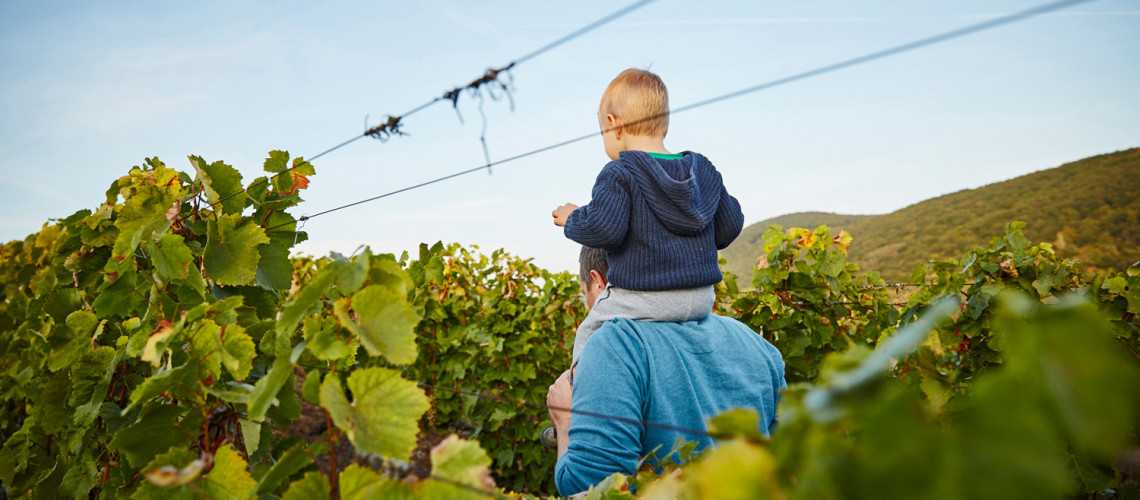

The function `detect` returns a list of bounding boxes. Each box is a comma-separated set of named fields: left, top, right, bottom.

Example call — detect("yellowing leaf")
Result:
left=832, top=230, right=853, bottom=254
left=199, top=446, right=256, bottom=499
left=145, top=460, right=204, bottom=487
left=431, top=435, right=495, bottom=491
left=141, top=319, right=175, bottom=366
left=684, top=439, right=780, bottom=499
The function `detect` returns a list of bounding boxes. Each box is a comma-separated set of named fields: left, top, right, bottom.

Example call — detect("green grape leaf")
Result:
left=60, top=461, right=100, bottom=499
left=301, top=370, right=322, bottom=405
left=204, top=214, right=269, bottom=286
left=69, top=346, right=116, bottom=407
left=1068, top=450, right=1120, bottom=493
left=424, top=256, right=445, bottom=285
left=191, top=156, right=246, bottom=216
left=266, top=371, right=301, bottom=429
left=369, top=254, right=414, bottom=297
left=44, top=286, right=81, bottom=320
left=247, top=357, right=292, bottom=421
left=303, top=316, right=353, bottom=361
left=1103, top=276, right=1128, bottom=294
left=93, top=267, right=143, bottom=318
left=276, top=267, right=336, bottom=355
left=319, top=367, right=428, bottom=460
left=200, top=446, right=256, bottom=499
left=818, top=253, right=846, bottom=278
left=1032, top=273, right=1056, bottom=298
left=221, top=324, right=256, bottom=381
left=340, top=464, right=390, bottom=500
left=254, top=238, right=293, bottom=291
left=1127, top=277, right=1140, bottom=314
left=66, top=309, right=99, bottom=336
left=133, top=445, right=254, bottom=500
left=281, top=470, right=329, bottom=500
left=110, top=404, right=196, bottom=468
left=254, top=440, right=314, bottom=496
left=239, top=419, right=263, bottom=458
left=39, top=371, right=72, bottom=435
left=145, top=233, right=194, bottom=281
left=330, top=250, right=369, bottom=294
left=47, top=331, right=87, bottom=372
left=1005, top=221, right=1031, bottom=251
left=122, top=363, right=195, bottom=414
left=207, top=381, right=255, bottom=404
left=431, top=435, right=494, bottom=491
left=112, top=190, right=175, bottom=261
left=292, top=156, right=315, bottom=176
left=263, top=150, right=290, bottom=173
left=707, top=408, right=767, bottom=441
left=684, top=439, right=780, bottom=500
left=333, top=284, right=419, bottom=365
left=80, top=203, right=118, bottom=247
left=187, top=320, right=223, bottom=381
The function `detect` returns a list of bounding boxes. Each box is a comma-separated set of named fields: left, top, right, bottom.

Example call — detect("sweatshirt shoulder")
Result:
left=595, top=159, right=632, bottom=183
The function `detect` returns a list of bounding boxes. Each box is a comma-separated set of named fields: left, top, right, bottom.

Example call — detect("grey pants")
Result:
left=571, top=285, right=716, bottom=380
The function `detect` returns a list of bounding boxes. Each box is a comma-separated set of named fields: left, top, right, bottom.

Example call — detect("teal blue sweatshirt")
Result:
left=554, top=315, right=786, bottom=496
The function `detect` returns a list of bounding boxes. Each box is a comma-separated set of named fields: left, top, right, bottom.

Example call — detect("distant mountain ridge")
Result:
left=721, top=148, right=1140, bottom=282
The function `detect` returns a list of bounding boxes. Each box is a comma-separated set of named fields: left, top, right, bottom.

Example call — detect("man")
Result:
left=548, top=247, right=787, bottom=496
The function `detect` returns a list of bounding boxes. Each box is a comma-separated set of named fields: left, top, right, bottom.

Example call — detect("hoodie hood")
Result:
left=619, top=151, right=720, bottom=236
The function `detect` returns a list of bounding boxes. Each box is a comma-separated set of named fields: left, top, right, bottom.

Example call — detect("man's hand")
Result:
left=552, top=203, right=579, bottom=227
left=548, top=369, right=573, bottom=458
left=547, top=369, right=572, bottom=429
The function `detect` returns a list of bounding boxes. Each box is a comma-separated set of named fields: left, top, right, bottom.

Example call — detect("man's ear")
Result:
left=588, top=269, right=606, bottom=291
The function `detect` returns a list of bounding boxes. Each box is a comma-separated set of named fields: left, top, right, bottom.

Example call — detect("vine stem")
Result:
left=327, top=359, right=340, bottom=500
left=1124, top=342, right=1140, bottom=362
left=132, top=288, right=163, bottom=316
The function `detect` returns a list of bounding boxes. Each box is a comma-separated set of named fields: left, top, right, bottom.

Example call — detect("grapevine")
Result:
left=2, top=154, right=1139, bottom=499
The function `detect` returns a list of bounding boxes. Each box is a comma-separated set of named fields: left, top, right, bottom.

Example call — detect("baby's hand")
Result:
left=552, top=203, right=579, bottom=227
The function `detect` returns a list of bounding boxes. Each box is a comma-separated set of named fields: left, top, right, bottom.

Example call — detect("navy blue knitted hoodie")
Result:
left=564, top=150, right=744, bottom=291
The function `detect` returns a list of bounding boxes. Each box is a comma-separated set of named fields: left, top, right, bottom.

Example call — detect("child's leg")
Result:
left=569, top=285, right=716, bottom=383
left=602, top=286, right=716, bottom=322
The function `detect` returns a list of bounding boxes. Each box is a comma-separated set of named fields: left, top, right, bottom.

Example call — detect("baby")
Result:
left=553, top=68, right=744, bottom=379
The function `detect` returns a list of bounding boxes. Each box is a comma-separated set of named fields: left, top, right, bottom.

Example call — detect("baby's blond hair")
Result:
left=598, top=69, right=669, bottom=137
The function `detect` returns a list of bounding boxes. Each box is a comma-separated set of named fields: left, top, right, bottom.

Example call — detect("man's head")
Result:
left=597, top=69, right=669, bottom=160
left=578, top=246, right=609, bottom=308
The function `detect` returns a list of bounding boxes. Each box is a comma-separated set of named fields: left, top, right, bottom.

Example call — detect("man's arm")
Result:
left=553, top=328, right=646, bottom=496
left=547, top=369, right=572, bottom=458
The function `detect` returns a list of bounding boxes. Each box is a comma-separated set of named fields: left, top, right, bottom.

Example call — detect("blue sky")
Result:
left=2, top=1, right=1137, bottom=274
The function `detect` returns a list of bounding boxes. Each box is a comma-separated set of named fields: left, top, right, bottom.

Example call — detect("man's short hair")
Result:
left=578, top=246, right=608, bottom=287
left=598, top=68, right=669, bottom=137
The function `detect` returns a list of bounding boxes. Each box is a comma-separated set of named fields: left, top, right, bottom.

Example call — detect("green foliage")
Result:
left=587, top=293, right=1140, bottom=499
left=718, top=225, right=898, bottom=383
left=399, top=242, right=583, bottom=494
left=320, top=367, right=429, bottom=460
left=4, top=149, right=1138, bottom=500
left=722, top=147, right=1140, bottom=281
left=0, top=152, right=448, bottom=499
